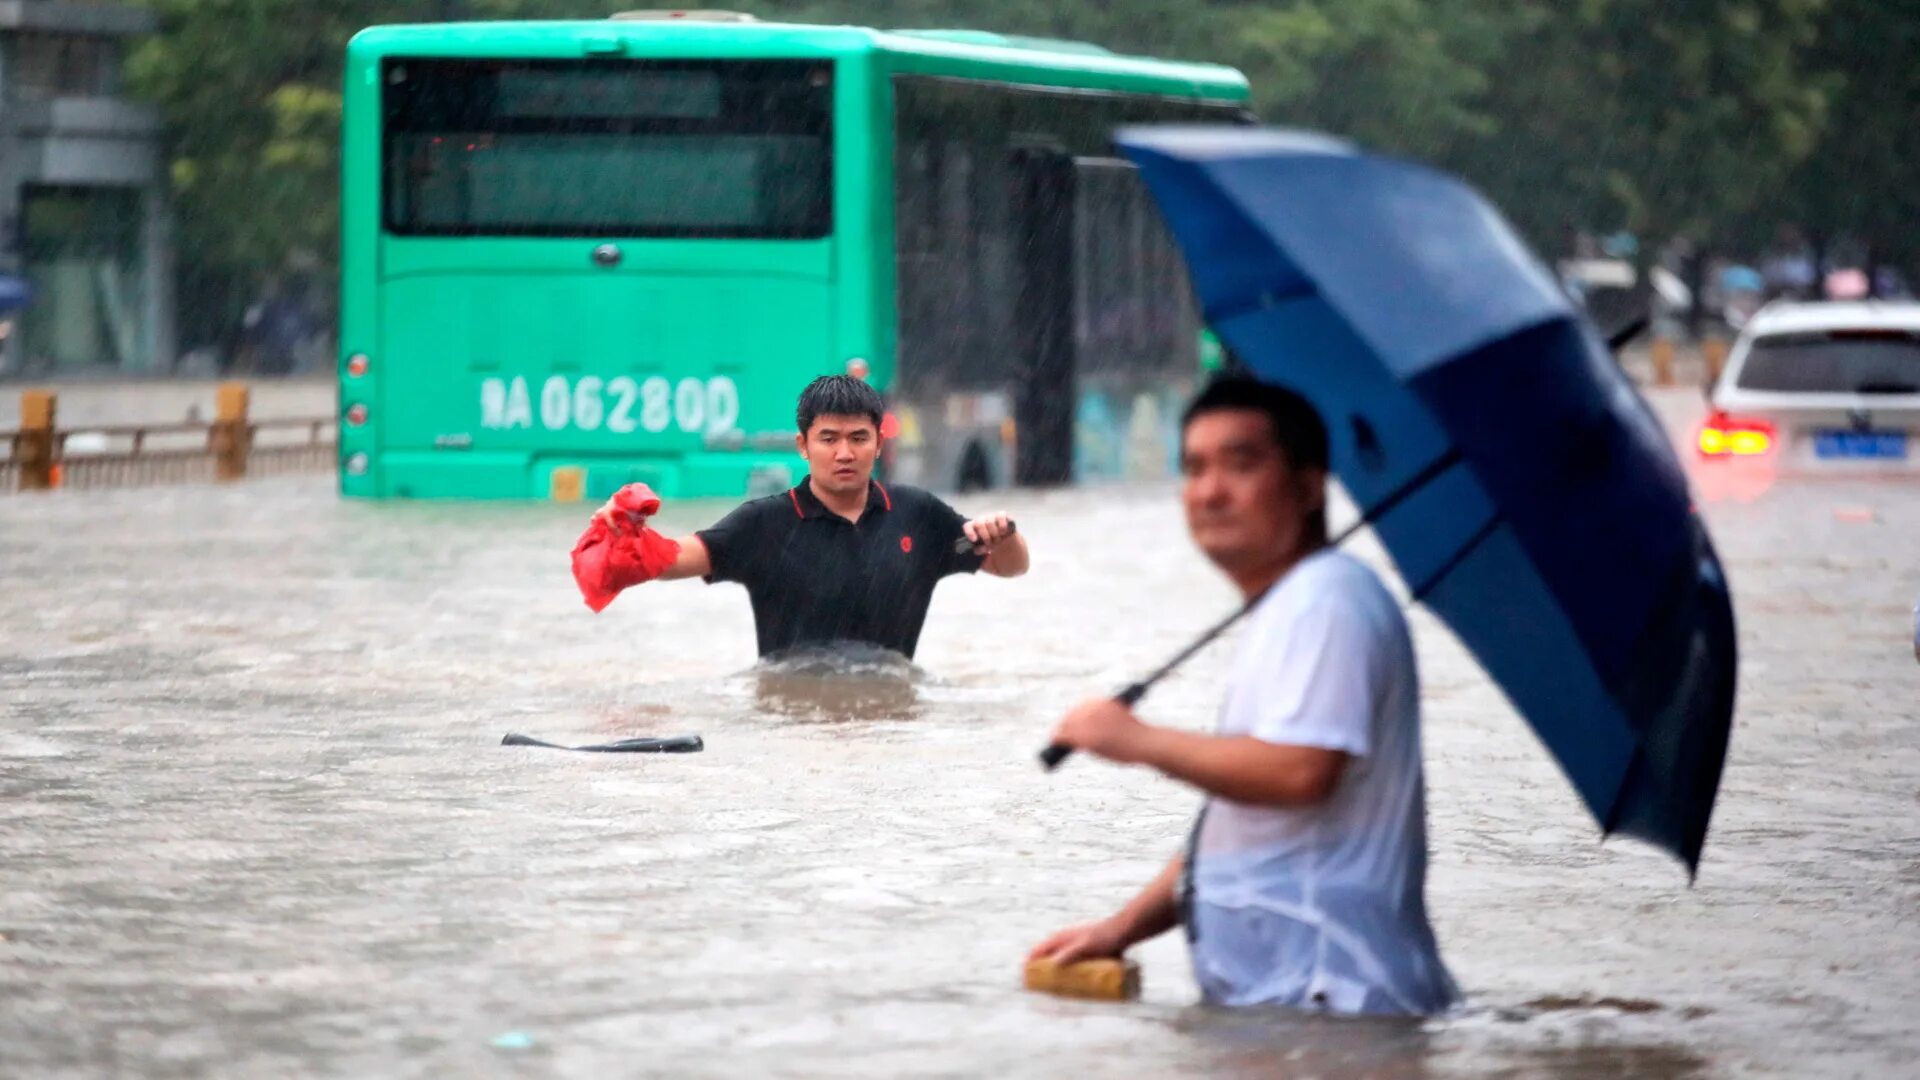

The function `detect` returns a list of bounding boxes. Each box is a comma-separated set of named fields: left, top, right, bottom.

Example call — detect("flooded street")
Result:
left=3, top=405, right=1917, bottom=1077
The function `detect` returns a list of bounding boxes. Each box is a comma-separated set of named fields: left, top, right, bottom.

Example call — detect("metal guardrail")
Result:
left=1, top=384, right=336, bottom=494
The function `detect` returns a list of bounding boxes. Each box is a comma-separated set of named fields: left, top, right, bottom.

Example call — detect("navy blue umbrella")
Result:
left=1115, top=127, right=1735, bottom=874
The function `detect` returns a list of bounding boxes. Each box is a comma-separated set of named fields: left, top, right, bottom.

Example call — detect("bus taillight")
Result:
left=346, top=354, right=370, bottom=378
left=346, top=404, right=369, bottom=427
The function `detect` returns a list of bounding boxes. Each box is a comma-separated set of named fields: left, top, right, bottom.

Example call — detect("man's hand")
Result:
left=961, top=511, right=1015, bottom=553
left=592, top=489, right=658, bottom=536
left=1049, top=698, right=1154, bottom=765
left=590, top=496, right=624, bottom=534
left=1027, top=916, right=1131, bottom=966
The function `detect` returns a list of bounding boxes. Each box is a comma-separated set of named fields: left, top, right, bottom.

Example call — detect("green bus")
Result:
left=339, top=12, right=1249, bottom=500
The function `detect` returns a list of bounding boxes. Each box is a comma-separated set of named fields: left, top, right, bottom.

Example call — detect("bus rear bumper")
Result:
left=345, top=452, right=798, bottom=501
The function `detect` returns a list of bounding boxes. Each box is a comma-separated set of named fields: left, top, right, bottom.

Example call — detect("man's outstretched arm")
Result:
left=654, top=534, right=712, bottom=581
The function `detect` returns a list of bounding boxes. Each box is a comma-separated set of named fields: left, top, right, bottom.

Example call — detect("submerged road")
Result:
left=2, top=394, right=1916, bottom=1077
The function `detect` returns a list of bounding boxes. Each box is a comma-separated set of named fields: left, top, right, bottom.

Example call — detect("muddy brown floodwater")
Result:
left=3, top=393, right=1917, bottom=1077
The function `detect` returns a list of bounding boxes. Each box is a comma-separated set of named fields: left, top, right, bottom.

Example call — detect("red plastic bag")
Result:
left=570, top=483, right=681, bottom=612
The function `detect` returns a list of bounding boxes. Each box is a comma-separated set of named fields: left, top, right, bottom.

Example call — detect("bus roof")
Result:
left=346, top=20, right=1250, bottom=101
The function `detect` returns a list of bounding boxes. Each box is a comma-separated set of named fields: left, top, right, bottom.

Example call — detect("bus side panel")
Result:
left=879, top=73, right=1236, bottom=492
left=834, top=48, right=889, bottom=392
left=338, top=43, right=384, bottom=497
left=865, top=53, right=901, bottom=397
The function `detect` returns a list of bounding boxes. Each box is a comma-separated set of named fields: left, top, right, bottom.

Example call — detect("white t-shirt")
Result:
left=1188, top=549, right=1459, bottom=1016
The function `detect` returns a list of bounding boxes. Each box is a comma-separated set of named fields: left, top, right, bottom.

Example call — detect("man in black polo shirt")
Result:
left=585, top=375, right=1028, bottom=660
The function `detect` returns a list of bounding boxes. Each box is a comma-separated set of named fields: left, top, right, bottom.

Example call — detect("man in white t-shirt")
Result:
left=1029, top=375, right=1459, bottom=1016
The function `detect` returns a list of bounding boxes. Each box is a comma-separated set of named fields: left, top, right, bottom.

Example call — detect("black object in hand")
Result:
left=953, top=518, right=1018, bottom=554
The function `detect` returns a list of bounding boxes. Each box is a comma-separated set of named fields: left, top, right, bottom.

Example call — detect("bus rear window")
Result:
left=383, top=59, right=832, bottom=238
left=1737, top=332, right=1920, bottom=395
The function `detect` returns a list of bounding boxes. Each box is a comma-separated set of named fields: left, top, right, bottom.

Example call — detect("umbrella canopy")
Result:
left=1118, top=127, right=1735, bottom=874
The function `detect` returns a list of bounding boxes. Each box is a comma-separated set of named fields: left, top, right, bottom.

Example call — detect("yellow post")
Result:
left=549, top=465, right=585, bottom=502
left=209, top=381, right=251, bottom=481
left=1702, top=337, right=1730, bottom=384
left=16, top=390, right=57, bottom=492
left=1650, top=339, right=1676, bottom=387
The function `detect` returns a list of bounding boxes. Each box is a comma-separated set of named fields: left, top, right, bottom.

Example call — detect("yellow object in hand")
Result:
left=1023, top=957, right=1141, bottom=1001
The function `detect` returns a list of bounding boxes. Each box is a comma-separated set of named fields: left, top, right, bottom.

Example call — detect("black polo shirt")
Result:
left=697, top=479, right=986, bottom=659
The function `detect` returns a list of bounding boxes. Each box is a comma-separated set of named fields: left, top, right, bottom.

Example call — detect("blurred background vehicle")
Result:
left=1702, top=301, right=1920, bottom=473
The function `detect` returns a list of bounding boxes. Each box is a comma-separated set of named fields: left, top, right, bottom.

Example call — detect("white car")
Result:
left=1703, top=301, right=1920, bottom=472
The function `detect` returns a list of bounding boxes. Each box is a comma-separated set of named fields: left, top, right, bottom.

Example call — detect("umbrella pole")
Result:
left=1606, top=314, right=1649, bottom=354
left=1037, top=448, right=1464, bottom=770
left=1037, top=524, right=1360, bottom=770
left=1034, top=588, right=1262, bottom=770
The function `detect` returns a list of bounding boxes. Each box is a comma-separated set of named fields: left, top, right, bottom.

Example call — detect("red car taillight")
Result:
left=1698, top=412, right=1775, bottom=457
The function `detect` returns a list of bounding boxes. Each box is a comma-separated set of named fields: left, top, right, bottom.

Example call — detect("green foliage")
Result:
left=1452, top=0, right=1830, bottom=253
left=1772, top=0, right=1920, bottom=271
left=124, top=0, right=388, bottom=345
left=118, top=0, right=1917, bottom=351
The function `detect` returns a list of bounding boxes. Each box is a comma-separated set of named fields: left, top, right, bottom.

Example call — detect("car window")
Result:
left=1736, top=331, right=1920, bottom=394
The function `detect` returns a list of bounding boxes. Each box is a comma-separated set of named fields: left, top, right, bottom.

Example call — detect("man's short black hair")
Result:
left=1181, top=374, right=1330, bottom=472
left=796, top=375, right=885, bottom=436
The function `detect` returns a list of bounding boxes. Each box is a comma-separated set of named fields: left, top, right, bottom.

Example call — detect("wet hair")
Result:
left=795, top=375, right=885, bottom=436
left=1182, top=374, right=1330, bottom=539
left=1182, top=375, right=1329, bottom=470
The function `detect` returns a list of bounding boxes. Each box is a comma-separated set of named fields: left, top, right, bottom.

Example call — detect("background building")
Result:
left=0, top=0, right=174, bottom=379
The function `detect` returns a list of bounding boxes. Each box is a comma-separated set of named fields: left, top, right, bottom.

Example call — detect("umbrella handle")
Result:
left=1037, top=682, right=1149, bottom=771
